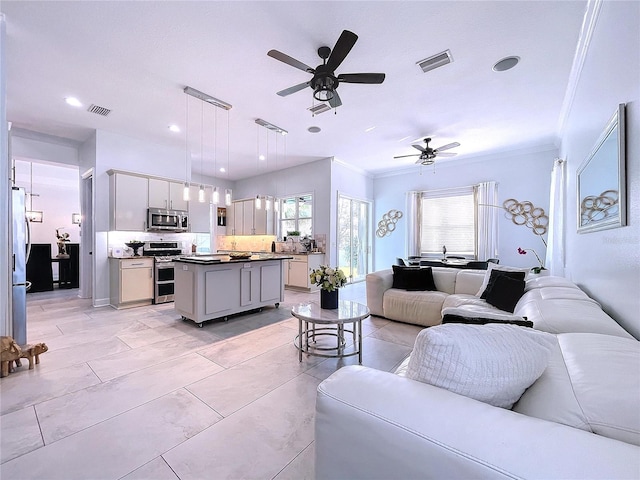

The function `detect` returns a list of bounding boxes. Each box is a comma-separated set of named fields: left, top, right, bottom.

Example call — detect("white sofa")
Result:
left=315, top=272, right=640, bottom=479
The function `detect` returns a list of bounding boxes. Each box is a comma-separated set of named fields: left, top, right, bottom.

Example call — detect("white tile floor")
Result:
left=1, top=283, right=421, bottom=479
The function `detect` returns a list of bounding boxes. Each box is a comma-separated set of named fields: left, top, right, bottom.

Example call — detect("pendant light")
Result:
left=183, top=93, right=191, bottom=201
left=212, top=106, right=219, bottom=204
left=225, top=109, right=232, bottom=206
left=198, top=99, right=205, bottom=203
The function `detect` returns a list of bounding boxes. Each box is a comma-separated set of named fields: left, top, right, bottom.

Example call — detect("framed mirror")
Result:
left=577, top=103, right=626, bottom=233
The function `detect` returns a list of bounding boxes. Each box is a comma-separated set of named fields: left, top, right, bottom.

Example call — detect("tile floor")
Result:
left=0, top=283, right=421, bottom=480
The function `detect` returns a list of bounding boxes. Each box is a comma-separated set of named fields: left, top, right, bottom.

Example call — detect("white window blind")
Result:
left=420, top=187, right=475, bottom=256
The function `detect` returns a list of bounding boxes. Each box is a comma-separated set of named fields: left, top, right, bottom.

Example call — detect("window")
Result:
left=279, top=194, right=313, bottom=237
left=420, top=186, right=476, bottom=257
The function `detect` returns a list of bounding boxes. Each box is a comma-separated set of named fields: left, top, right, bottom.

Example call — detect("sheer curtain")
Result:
left=405, top=191, right=421, bottom=257
left=475, top=181, right=499, bottom=261
left=547, top=159, right=566, bottom=275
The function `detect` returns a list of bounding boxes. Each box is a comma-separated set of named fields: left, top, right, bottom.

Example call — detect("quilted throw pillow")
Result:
left=392, top=265, right=436, bottom=291
left=406, top=323, right=555, bottom=408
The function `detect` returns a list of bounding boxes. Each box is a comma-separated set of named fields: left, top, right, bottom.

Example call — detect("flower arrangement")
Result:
left=309, top=265, right=347, bottom=292
left=518, top=247, right=546, bottom=274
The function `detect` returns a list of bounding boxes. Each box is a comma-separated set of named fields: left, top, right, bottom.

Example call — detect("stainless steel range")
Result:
left=143, top=241, right=183, bottom=304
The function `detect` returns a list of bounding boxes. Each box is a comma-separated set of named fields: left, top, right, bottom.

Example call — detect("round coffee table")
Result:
left=292, top=300, right=370, bottom=364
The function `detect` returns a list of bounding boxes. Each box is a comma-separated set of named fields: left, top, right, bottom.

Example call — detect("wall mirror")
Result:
left=577, top=103, right=626, bottom=233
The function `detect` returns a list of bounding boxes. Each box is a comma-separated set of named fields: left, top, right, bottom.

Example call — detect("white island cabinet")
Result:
left=174, top=255, right=291, bottom=326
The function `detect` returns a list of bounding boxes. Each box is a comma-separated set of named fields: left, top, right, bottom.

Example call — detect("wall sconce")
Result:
left=27, top=211, right=43, bottom=223
left=72, top=213, right=82, bottom=225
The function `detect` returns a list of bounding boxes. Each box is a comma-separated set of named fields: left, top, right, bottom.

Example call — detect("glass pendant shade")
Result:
left=212, top=187, right=219, bottom=204
left=225, top=189, right=232, bottom=207
left=183, top=182, right=190, bottom=201
left=255, top=195, right=261, bottom=210
left=198, top=185, right=205, bottom=203
left=265, top=196, right=271, bottom=211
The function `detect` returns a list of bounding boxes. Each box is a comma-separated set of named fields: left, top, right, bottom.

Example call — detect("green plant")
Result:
left=287, top=230, right=301, bottom=236
left=309, top=265, right=347, bottom=292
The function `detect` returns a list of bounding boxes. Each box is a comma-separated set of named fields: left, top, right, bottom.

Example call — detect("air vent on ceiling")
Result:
left=87, top=104, right=111, bottom=116
left=308, top=103, right=331, bottom=115
left=417, top=49, right=453, bottom=73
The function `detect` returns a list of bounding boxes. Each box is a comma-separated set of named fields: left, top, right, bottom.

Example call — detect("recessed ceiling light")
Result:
left=259, top=155, right=266, bottom=161
left=365, top=126, right=376, bottom=133
left=219, top=167, right=226, bottom=173
left=65, top=97, right=82, bottom=107
left=307, top=126, right=321, bottom=133
left=168, top=125, right=180, bottom=133
left=493, top=56, right=520, bottom=72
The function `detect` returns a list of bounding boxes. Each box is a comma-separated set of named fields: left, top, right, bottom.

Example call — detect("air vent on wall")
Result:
left=417, top=49, right=453, bottom=73
left=308, top=103, right=331, bottom=115
left=87, top=104, right=111, bottom=116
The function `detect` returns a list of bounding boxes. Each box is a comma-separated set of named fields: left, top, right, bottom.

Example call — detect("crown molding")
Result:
left=557, top=0, right=603, bottom=136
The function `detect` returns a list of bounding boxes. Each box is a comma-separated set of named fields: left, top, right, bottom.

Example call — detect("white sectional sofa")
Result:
left=315, top=269, right=640, bottom=479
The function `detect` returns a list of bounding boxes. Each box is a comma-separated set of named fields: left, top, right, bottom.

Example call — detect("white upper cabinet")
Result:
left=226, top=199, right=274, bottom=235
left=109, top=172, right=148, bottom=231
left=149, top=178, right=188, bottom=211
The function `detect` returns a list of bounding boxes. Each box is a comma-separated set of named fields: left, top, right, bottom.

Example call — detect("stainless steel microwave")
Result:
left=147, top=208, right=189, bottom=232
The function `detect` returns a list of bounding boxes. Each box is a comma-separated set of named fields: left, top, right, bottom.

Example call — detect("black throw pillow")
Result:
left=392, top=265, right=436, bottom=291
left=442, top=313, right=533, bottom=328
left=480, top=269, right=527, bottom=299
left=406, top=266, right=437, bottom=291
left=484, top=275, right=526, bottom=313
left=392, top=265, right=416, bottom=289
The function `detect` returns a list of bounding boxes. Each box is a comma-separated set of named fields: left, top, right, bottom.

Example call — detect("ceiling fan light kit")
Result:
left=394, top=137, right=461, bottom=167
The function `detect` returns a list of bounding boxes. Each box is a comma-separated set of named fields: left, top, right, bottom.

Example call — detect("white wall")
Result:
left=560, top=1, right=640, bottom=338
left=372, top=146, right=557, bottom=271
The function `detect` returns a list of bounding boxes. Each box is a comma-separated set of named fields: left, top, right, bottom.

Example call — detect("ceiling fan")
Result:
left=267, top=30, right=385, bottom=108
left=394, top=138, right=461, bottom=165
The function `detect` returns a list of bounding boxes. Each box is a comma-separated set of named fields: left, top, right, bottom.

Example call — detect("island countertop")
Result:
left=175, top=254, right=293, bottom=265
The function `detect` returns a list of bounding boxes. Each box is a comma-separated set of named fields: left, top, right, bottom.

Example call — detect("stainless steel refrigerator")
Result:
left=11, top=187, right=31, bottom=345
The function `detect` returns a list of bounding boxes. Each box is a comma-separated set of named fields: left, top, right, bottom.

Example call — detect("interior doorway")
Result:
left=337, top=194, right=371, bottom=283
left=80, top=169, right=93, bottom=299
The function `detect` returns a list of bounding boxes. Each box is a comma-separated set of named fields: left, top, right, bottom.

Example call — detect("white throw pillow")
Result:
left=406, top=323, right=555, bottom=409
left=476, top=263, right=530, bottom=297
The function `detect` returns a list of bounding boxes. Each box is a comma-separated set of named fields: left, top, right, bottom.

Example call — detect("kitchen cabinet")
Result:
left=226, top=198, right=274, bottom=235
left=149, top=178, right=188, bottom=211
left=188, top=185, right=212, bottom=233
left=109, top=172, right=149, bottom=231
left=109, top=258, right=154, bottom=309
left=285, top=253, right=325, bottom=291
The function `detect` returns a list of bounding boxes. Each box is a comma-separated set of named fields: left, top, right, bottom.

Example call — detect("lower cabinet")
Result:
left=174, top=259, right=286, bottom=325
left=285, top=254, right=325, bottom=291
left=110, top=258, right=154, bottom=309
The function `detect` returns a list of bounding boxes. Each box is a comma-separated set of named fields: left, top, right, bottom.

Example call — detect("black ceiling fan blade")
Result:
left=277, top=82, right=310, bottom=97
left=328, top=90, right=342, bottom=108
left=326, top=30, right=358, bottom=71
left=267, top=49, right=314, bottom=73
left=435, top=152, right=457, bottom=157
left=337, top=73, right=385, bottom=84
left=394, top=154, right=420, bottom=159
left=435, top=142, right=461, bottom=152
left=411, top=144, right=426, bottom=152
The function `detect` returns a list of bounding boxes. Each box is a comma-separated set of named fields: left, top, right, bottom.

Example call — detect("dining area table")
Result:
left=402, top=257, right=492, bottom=269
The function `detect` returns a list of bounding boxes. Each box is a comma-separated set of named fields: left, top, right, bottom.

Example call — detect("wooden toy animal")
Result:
left=14, top=343, right=48, bottom=370
left=1, top=336, right=22, bottom=378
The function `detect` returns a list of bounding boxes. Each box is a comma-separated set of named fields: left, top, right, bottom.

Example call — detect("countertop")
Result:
left=176, top=254, right=293, bottom=265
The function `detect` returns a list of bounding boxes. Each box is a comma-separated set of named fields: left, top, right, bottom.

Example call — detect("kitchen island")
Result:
left=174, top=254, right=292, bottom=327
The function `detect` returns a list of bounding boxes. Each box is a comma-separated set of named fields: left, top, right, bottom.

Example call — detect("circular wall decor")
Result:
left=376, top=209, right=403, bottom=238
left=502, top=198, right=548, bottom=237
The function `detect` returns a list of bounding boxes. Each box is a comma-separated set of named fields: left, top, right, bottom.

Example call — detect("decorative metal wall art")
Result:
left=376, top=209, right=403, bottom=238
left=502, top=199, right=548, bottom=237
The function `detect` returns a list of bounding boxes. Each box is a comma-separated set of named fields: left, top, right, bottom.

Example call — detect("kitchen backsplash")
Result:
left=108, top=231, right=211, bottom=257
left=217, top=235, right=276, bottom=252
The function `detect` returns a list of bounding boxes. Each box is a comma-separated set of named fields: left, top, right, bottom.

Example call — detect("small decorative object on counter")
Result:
left=125, top=240, right=145, bottom=257
left=310, top=265, right=347, bottom=309
left=518, top=247, right=546, bottom=274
